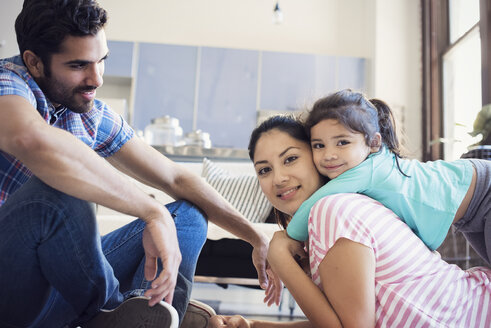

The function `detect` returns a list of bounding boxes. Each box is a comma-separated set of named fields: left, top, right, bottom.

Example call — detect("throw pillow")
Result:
left=201, top=158, right=272, bottom=223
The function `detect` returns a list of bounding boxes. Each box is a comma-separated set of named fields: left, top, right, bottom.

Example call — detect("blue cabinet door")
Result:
left=337, top=56, right=366, bottom=92
left=260, top=51, right=337, bottom=112
left=197, top=47, right=259, bottom=149
left=131, top=40, right=366, bottom=147
left=133, top=43, right=197, bottom=132
left=105, top=41, right=134, bottom=77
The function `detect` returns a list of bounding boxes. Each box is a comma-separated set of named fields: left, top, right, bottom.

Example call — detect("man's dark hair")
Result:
left=15, top=0, right=107, bottom=74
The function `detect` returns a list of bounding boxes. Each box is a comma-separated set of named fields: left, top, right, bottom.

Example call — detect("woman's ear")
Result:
left=369, top=133, right=382, bottom=153
left=22, top=50, right=44, bottom=78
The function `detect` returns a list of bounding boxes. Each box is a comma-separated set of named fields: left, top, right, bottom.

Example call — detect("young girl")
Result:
left=286, top=89, right=491, bottom=265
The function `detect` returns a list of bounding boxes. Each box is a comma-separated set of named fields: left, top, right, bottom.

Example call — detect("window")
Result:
left=422, top=0, right=491, bottom=160
left=443, top=22, right=481, bottom=160
left=449, top=0, right=479, bottom=43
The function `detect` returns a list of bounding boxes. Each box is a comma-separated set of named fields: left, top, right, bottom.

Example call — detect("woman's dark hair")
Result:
left=248, top=114, right=309, bottom=161
left=248, top=115, right=310, bottom=229
left=305, top=89, right=409, bottom=177
left=15, top=0, right=107, bottom=76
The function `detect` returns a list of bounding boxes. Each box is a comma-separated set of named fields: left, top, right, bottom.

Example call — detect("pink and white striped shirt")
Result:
left=308, top=193, right=491, bottom=328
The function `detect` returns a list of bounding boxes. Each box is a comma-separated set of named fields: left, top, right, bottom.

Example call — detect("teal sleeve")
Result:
left=286, top=191, right=315, bottom=241
left=286, top=169, right=369, bottom=241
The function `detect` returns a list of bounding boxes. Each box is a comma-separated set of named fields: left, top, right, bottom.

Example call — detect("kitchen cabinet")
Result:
left=133, top=43, right=197, bottom=132
left=105, top=40, right=134, bottom=78
left=261, top=51, right=320, bottom=112
left=337, top=56, right=366, bottom=92
left=260, top=52, right=362, bottom=112
left=127, top=39, right=366, bottom=149
left=197, top=47, right=258, bottom=148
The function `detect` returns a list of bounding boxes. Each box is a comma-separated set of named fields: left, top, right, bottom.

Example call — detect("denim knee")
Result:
left=166, top=200, right=208, bottom=244
left=165, top=200, right=208, bottom=278
left=1, top=176, right=97, bottom=237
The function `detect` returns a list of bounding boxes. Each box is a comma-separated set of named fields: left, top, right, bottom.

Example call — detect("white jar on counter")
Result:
left=184, top=129, right=212, bottom=148
left=144, top=115, right=184, bottom=146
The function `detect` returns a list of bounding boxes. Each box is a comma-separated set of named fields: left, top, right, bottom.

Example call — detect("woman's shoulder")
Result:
left=311, top=193, right=392, bottom=219
left=308, top=194, right=443, bottom=271
left=309, top=193, right=401, bottom=241
left=308, top=194, right=395, bottom=258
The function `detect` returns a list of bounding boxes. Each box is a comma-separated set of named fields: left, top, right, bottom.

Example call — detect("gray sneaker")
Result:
left=83, top=296, right=178, bottom=328
left=180, top=300, right=216, bottom=328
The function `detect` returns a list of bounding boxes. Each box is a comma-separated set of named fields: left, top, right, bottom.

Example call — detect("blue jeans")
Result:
left=0, top=177, right=207, bottom=328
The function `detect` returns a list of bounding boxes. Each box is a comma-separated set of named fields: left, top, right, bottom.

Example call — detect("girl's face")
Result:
left=253, top=129, right=324, bottom=216
left=310, top=119, right=381, bottom=179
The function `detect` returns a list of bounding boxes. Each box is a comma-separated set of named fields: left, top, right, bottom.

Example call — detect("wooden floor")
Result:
left=190, top=282, right=306, bottom=322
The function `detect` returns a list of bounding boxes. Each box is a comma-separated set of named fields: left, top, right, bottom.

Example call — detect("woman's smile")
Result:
left=277, top=186, right=301, bottom=200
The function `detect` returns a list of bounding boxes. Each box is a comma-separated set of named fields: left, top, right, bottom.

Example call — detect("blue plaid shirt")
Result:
left=0, top=55, right=134, bottom=206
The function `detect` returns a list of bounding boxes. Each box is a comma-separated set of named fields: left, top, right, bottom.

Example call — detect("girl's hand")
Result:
left=208, top=315, right=252, bottom=328
left=268, top=231, right=308, bottom=265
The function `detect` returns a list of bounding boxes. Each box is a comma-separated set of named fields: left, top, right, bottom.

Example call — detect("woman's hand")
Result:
left=208, top=315, right=252, bottom=328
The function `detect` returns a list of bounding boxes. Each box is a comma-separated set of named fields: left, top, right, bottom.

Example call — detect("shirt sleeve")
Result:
left=286, top=162, right=372, bottom=241
left=307, top=193, right=377, bottom=287
left=91, top=101, right=134, bottom=157
left=0, top=66, right=37, bottom=106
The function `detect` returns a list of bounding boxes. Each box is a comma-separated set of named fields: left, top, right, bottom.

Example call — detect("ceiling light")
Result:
left=273, top=1, right=283, bottom=24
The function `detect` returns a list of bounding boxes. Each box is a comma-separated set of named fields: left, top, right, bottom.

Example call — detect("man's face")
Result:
left=36, top=29, right=109, bottom=113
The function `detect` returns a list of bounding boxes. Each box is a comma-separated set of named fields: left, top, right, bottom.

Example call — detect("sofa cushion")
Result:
left=201, top=158, right=272, bottom=223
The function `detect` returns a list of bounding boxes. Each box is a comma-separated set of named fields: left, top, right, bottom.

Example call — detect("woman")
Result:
left=209, top=115, right=491, bottom=328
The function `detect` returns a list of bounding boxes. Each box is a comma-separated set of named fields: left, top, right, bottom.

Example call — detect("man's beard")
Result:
left=36, top=75, right=95, bottom=114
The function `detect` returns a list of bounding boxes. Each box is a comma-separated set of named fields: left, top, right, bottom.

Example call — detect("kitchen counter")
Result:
left=152, top=145, right=250, bottom=162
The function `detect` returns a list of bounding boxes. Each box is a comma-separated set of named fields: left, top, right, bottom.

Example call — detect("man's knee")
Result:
left=1, top=176, right=97, bottom=234
left=167, top=200, right=207, bottom=236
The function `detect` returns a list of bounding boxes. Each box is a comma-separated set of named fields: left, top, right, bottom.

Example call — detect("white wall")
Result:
left=99, top=0, right=374, bottom=57
left=0, top=0, right=422, bottom=157
left=0, top=0, right=23, bottom=59
left=371, top=0, right=422, bottom=158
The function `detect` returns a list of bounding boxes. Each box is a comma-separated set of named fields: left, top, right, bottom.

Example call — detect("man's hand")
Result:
left=250, top=234, right=283, bottom=306
left=263, top=266, right=283, bottom=307
left=142, top=214, right=181, bottom=306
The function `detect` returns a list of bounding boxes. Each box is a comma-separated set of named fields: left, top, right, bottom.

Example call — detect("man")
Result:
left=0, top=0, right=279, bottom=327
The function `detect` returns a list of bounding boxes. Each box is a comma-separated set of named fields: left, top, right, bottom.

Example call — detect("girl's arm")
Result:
left=287, top=168, right=370, bottom=242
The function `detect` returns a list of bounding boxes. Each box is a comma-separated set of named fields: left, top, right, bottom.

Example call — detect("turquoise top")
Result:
left=286, top=147, right=474, bottom=250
